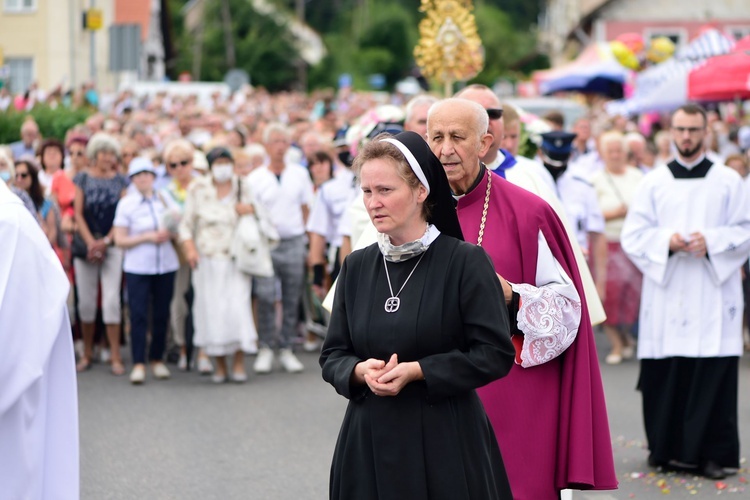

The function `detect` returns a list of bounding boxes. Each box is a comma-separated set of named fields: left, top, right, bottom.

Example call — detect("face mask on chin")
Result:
left=211, top=164, right=234, bottom=183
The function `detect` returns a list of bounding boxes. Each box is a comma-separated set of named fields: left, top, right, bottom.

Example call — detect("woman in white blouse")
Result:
left=179, top=148, right=258, bottom=383
left=113, top=158, right=180, bottom=384
left=591, top=131, right=644, bottom=364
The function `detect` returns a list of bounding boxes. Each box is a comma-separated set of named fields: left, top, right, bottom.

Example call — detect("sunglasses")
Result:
left=169, top=159, right=191, bottom=169
left=486, top=108, right=504, bottom=120
left=16, top=172, right=29, bottom=179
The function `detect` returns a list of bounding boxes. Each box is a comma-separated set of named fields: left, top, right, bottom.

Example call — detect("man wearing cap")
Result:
left=426, top=97, right=616, bottom=499
left=621, top=103, right=750, bottom=479
left=538, top=131, right=607, bottom=296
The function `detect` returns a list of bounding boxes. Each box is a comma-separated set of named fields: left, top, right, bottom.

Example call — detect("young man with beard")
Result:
left=621, top=103, right=750, bottom=479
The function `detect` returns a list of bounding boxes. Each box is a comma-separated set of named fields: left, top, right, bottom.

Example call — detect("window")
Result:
left=644, top=28, right=688, bottom=51
left=6, top=58, right=33, bottom=94
left=726, top=26, right=750, bottom=41
left=4, top=0, right=35, bottom=12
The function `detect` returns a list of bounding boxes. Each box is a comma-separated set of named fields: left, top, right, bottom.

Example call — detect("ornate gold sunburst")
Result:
left=414, top=0, right=484, bottom=95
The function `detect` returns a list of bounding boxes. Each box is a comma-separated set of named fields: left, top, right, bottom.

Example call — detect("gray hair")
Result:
left=404, top=95, right=438, bottom=123
left=428, top=98, right=489, bottom=140
left=163, top=138, right=195, bottom=163
left=86, top=132, right=121, bottom=161
left=263, top=122, right=291, bottom=144
left=599, top=131, right=628, bottom=153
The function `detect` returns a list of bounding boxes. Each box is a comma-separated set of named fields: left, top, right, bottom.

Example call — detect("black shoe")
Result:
left=648, top=455, right=666, bottom=468
left=702, top=461, right=727, bottom=480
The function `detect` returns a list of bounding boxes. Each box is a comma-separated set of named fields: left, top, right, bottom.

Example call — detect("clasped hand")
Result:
left=670, top=232, right=707, bottom=258
left=355, top=354, right=423, bottom=397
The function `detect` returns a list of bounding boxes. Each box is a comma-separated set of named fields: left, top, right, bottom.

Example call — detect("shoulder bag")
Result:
left=230, top=178, right=278, bottom=277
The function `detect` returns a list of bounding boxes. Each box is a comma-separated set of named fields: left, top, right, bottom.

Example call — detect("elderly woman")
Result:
left=0, top=148, right=36, bottom=216
left=161, top=138, right=213, bottom=374
left=179, top=147, right=259, bottom=383
left=320, top=131, right=515, bottom=499
left=591, top=131, right=644, bottom=364
left=73, top=132, right=129, bottom=374
left=113, top=158, right=180, bottom=384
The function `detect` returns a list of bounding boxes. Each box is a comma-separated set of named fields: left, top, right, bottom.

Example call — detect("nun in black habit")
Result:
left=320, top=131, right=515, bottom=500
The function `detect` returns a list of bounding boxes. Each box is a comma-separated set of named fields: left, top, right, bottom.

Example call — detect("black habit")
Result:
left=320, top=235, right=515, bottom=500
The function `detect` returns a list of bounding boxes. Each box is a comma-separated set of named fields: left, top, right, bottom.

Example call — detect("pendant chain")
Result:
left=477, top=169, right=492, bottom=247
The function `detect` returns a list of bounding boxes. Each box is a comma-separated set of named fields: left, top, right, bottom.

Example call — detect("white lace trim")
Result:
left=512, top=282, right=581, bottom=368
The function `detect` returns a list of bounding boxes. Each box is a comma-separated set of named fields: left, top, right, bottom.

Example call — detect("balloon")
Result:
left=616, top=33, right=645, bottom=54
left=611, top=41, right=640, bottom=70
left=646, top=36, right=675, bottom=63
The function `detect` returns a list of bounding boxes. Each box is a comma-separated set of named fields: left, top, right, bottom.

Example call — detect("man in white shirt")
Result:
left=249, top=123, right=314, bottom=373
left=621, top=103, right=750, bottom=480
left=0, top=181, right=79, bottom=499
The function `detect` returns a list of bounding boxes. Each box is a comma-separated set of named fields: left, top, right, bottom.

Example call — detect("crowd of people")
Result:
left=2, top=82, right=750, bottom=497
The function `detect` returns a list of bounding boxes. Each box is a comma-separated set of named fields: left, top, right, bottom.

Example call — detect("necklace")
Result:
left=382, top=252, right=426, bottom=313
left=476, top=169, right=492, bottom=247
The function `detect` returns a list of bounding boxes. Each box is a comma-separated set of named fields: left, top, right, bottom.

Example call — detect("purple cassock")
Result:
left=456, top=170, right=617, bottom=499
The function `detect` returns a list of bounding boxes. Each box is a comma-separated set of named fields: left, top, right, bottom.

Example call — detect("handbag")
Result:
left=231, top=179, right=277, bottom=277
left=71, top=173, right=91, bottom=260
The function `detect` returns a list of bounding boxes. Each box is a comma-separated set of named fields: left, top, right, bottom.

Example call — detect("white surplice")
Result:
left=0, top=181, right=79, bottom=500
left=621, top=162, right=750, bottom=359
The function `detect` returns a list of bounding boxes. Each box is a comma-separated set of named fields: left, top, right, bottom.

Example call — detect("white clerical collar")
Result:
left=485, top=150, right=505, bottom=171
left=675, top=153, right=706, bottom=170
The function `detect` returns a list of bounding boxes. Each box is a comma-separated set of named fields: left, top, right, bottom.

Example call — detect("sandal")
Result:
left=110, top=360, right=126, bottom=376
left=76, top=357, right=92, bottom=372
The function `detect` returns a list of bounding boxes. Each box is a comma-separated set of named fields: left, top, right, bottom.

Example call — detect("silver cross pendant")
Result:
left=384, top=297, right=400, bottom=313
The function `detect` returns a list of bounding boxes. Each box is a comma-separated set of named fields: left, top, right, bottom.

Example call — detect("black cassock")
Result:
left=320, top=235, right=515, bottom=500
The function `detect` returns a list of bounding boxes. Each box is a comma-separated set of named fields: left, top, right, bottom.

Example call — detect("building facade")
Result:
left=540, top=0, right=750, bottom=65
left=0, top=0, right=164, bottom=95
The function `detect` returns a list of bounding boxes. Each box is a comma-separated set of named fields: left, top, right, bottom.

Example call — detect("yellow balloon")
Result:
left=611, top=40, right=640, bottom=70
left=647, top=37, right=675, bottom=63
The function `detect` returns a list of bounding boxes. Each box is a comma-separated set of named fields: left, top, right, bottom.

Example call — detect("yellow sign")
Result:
left=414, top=0, right=484, bottom=95
left=84, top=8, right=103, bottom=31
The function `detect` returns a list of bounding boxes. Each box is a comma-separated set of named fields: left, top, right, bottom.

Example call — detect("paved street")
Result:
left=79, top=336, right=750, bottom=499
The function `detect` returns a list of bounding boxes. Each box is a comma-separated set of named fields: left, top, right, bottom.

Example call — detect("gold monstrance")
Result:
left=414, top=0, right=484, bottom=96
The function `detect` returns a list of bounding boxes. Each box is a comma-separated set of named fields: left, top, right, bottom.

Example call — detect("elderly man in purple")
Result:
left=427, top=97, right=617, bottom=499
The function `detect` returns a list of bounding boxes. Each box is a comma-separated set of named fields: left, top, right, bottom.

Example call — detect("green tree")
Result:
left=171, top=0, right=299, bottom=91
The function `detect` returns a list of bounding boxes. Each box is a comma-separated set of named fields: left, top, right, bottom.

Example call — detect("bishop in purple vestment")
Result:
left=427, top=98, right=617, bottom=499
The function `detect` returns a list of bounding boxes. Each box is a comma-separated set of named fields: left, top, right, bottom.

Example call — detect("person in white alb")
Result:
left=0, top=180, right=79, bottom=500
left=249, top=123, right=314, bottom=373
left=621, top=103, right=750, bottom=480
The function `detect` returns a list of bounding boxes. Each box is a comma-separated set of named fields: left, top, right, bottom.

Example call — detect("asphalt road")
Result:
left=78, top=336, right=750, bottom=499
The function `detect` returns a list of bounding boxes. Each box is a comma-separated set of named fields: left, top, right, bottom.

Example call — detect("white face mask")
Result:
left=212, top=164, right=233, bottom=183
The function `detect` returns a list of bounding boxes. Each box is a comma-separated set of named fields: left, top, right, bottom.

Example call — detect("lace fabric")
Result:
left=511, top=282, right=581, bottom=368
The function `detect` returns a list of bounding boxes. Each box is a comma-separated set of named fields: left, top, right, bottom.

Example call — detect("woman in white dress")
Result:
left=179, top=147, right=258, bottom=383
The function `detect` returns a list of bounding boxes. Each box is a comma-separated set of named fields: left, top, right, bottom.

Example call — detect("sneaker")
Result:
left=177, top=353, right=188, bottom=371
left=605, top=353, right=622, bottom=365
left=231, top=371, right=248, bottom=383
left=197, top=356, right=213, bottom=375
left=279, top=348, right=304, bottom=373
left=303, top=338, right=322, bottom=352
left=152, top=362, right=171, bottom=380
left=253, top=347, right=274, bottom=374
left=130, top=365, right=146, bottom=385
left=211, top=373, right=227, bottom=384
